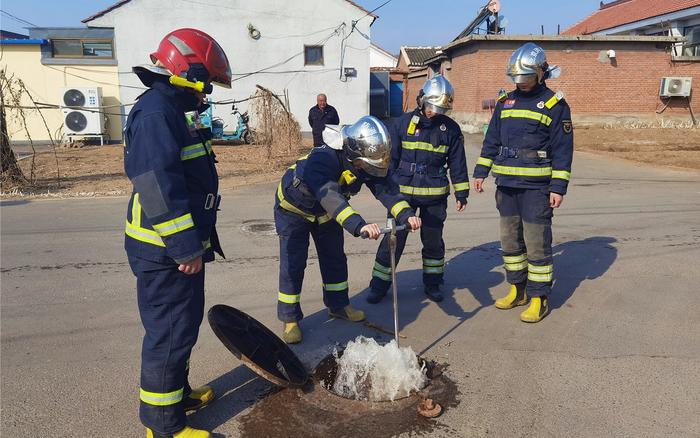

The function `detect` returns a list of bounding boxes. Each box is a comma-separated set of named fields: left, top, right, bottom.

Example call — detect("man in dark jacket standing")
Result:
left=367, top=75, right=469, bottom=304
left=124, top=28, right=231, bottom=438
left=308, top=93, right=340, bottom=146
left=473, top=43, right=573, bottom=323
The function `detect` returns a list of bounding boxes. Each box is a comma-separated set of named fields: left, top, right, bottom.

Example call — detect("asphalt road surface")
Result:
left=2, top=143, right=700, bottom=437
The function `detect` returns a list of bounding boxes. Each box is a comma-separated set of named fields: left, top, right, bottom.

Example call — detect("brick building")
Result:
left=411, top=35, right=697, bottom=132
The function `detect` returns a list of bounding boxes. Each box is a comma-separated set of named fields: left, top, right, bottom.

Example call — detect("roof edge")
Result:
left=441, top=34, right=686, bottom=52
left=83, top=0, right=376, bottom=23
left=370, top=42, right=397, bottom=59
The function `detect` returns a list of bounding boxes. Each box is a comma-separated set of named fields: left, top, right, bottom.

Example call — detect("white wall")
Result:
left=87, top=0, right=372, bottom=133
left=370, top=44, right=397, bottom=67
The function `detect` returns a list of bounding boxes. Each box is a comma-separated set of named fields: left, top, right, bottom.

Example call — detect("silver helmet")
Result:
left=419, top=75, right=454, bottom=114
left=507, top=42, right=560, bottom=84
left=341, top=116, right=391, bottom=177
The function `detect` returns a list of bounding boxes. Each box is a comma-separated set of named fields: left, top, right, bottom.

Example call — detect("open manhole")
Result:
left=240, top=219, right=276, bottom=236
left=209, top=304, right=459, bottom=437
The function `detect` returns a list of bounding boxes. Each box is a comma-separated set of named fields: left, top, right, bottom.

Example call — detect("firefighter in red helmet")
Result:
left=124, top=28, right=231, bottom=438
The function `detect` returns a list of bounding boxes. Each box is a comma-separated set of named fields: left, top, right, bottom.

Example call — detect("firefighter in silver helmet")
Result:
left=473, top=42, right=574, bottom=323
left=274, top=115, right=421, bottom=344
left=368, top=75, right=470, bottom=304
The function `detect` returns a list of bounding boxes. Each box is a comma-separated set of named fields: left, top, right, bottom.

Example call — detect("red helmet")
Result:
left=151, top=28, right=232, bottom=89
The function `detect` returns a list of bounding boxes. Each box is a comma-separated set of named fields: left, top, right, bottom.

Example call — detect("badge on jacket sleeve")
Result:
left=537, top=101, right=545, bottom=109
left=562, top=120, right=573, bottom=134
left=504, top=99, right=516, bottom=108
left=440, top=124, right=447, bottom=132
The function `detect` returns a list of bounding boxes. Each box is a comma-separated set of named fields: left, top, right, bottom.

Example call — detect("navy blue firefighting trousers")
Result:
left=130, top=258, right=205, bottom=435
left=496, top=187, right=554, bottom=297
left=275, top=207, right=349, bottom=322
left=370, top=199, right=447, bottom=294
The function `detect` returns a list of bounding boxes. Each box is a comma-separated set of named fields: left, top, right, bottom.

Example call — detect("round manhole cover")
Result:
left=240, top=219, right=276, bottom=236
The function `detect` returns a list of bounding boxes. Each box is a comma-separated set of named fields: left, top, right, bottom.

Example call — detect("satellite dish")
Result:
left=487, top=0, right=501, bottom=14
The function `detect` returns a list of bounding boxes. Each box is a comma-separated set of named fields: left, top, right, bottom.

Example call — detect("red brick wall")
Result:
left=446, top=40, right=700, bottom=119
left=405, top=70, right=428, bottom=111
left=396, top=54, right=409, bottom=73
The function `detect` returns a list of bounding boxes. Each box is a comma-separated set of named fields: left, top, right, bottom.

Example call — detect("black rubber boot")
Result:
left=424, top=284, right=444, bottom=302
left=366, top=288, right=387, bottom=304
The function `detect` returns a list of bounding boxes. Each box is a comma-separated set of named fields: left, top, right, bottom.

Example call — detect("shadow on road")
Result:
left=550, top=236, right=618, bottom=309
left=187, top=365, right=275, bottom=436
left=284, top=241, right=505, bottom=365
left=191, top=237, right=617, bottom=435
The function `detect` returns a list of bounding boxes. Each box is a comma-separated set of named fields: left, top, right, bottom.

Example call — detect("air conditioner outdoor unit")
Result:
left=60, top=87, right=105, bottom=135
left=659, top=77, right=692, bottom=98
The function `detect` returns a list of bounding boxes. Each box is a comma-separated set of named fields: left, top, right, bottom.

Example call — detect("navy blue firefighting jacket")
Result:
left=123, top=80, right=222, bottom=266
left=390, top=110, right=470, bottom=205
left=473, top=83, right=574, bottom=194
left=276, top=145, right=415, bottom=236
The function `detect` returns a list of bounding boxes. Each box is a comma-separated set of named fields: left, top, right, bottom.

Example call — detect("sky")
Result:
left=0, top=0, right=604, bottom=53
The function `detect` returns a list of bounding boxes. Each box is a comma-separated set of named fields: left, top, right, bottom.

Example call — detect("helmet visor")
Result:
left=423, top=93, right=452, bottom=112
left=510, top=74, right=537, bottom=84
left=424, top=103, right=448, bottom=115
left=211, top=80, right=231, bottom=89
left=354, top=158, right=389, bottom=177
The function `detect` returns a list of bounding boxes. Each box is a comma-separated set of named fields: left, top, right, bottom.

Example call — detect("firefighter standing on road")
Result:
left=473, top=42, right=574, bottom=323
left=275, top=116, right=421, bottom=344
left=124, top=28, right=231, bottom=438
left=367, top=75, right=470, bottom=304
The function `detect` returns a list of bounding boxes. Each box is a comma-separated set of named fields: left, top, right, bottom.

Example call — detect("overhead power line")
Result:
left=0, top=9, right=38, bottom=27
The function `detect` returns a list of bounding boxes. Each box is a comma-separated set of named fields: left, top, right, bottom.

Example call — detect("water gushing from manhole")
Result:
left=317, top=336, right=429, bottom=402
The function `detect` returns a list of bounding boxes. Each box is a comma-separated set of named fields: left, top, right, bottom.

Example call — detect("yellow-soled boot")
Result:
left=520, top=296, right=550, bottom=323
left=146, top=426, right=211, bottom=438
left=494, top=283, right=528, bottom=310
left=329, top=305, right=365, bottom=322
left=283, top=322, right=302, bottom=344
left=183, top=385, right=215, bottom=412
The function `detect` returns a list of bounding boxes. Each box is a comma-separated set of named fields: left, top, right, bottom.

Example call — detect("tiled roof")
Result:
left=564, top=0, right=700, bottom=35
left=401, top=47, right=440, bottom=67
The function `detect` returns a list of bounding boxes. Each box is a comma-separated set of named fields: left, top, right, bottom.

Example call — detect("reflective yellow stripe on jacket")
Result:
left=276, top=183, right=331, bottom=224
left=125, top=193, right=166, bottom=247
left=180, top=141, right=213, bottom=161
left=401, top=141, right=448, bottom=154
left=501, top=109, right=553, bottom=126
left=125, top=193, right=211, bottom=249
left=399, top=185, right=449, bottom=196
left=390, top=201, right=410, bottom=218
left=152, top=213, right=194, bottom=237
left=335, top=206, right=358, bottom=226
left=552, top=170, right=571, bottom=181
left=492, top=165, right=552, bottom=177
left=476, top=157, right=494, bottom=168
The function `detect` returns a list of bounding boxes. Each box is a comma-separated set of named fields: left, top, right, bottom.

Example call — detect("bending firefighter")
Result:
left=275, top=116, right=421, bottom=344
left=124, top=28, right=232, bottom=438
left=368, top=75, right=469, bottom=304
left=473, top=42, right=574, bottom=323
